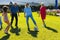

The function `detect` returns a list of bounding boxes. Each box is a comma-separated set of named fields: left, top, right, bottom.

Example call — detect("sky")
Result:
left=0, top=0, right=60, bottom=6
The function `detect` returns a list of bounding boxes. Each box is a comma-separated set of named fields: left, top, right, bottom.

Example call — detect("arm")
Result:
left=17, top=6, right=20, bottom=16
left=18, top=10, right=19, bottom=16
left=37, top=11, right=40, bottom=17
left=24, top=12, right=26, bottom=17
left=24, top=8, right=26, bottom=17
left=38, top=7, right=41, bottom=17
left=39, top=11, right=40, bottom=17
left=2, top=13, right=4, bottom=16
left=9, top=6, right=12, bottom=16
left=2, top=7, right=4, bottom=16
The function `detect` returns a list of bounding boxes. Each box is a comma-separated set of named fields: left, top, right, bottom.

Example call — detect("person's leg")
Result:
left=41, top=14, right=46, bottom=27
left=42, top=19, right=46, bottom=27
left=1, top=22, right=2, bottom=29
left=26, top=16, right=30, bottom=31
left=1, top=23, right=2, bottom=29
left=0, top=22, right=2, bottom=30
left=30, top=15, right=37, bottom=26
left=0, top=20, right=2, bottom=30
left=30, top=15, right=38, bottom=31
left=4, top=20, right=11, bottom=34
left=15, top=14, right=18, bottom=27
left=11, top=14, right=14, bottom=27
left=0, top=23, right=1, bottom=29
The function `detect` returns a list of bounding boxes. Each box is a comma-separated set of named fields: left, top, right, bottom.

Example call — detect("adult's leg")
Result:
left=30, top=15, right=38, bottom=31
left=11, top=14, right=14, bottom=26
left=26, top=16, right=30, bottom=31
left=15, top=14, right=18, bottom=27
left=30, top=15, right=37, bottom=26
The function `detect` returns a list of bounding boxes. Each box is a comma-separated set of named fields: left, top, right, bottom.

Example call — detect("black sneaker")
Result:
left=11, top=26, right=14, bottom=29
left=15, top=24, right=18, bottom=26
left=0, top=28, right=1, bottom=30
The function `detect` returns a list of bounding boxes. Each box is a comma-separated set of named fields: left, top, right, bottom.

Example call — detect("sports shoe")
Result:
left=34, top=27, right=39, bottom=32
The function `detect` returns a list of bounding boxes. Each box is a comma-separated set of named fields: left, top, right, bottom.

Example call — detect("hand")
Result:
left=18, top=14, right=20, bottom=16
left=18, top=13, right=20, bottom=16
left=10, top=13, right=12, bottom=16
left=24, top=15, right=26, bottom=17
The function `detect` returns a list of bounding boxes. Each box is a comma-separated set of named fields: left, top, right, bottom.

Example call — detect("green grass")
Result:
left=0, top=12, right=60, bottom=40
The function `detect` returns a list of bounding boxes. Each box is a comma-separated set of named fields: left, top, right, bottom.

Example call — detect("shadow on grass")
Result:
left=10, top=26, right=21, bottom=35
left=0, top=34, right=10, bottom=40
left=28, top=30, right=38, bottom=37
left=44, top=24, right=58, bottom=33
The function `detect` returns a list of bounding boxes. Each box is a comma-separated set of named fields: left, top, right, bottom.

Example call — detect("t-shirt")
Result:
left=10, top=5, right=19, bottom=14
left=40, top=6, right=46, bottom=15
left=24, top=7, right=32, bottom=16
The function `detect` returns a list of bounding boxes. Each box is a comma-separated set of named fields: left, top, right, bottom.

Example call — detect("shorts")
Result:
left=4, top=16, right=9, bottom=24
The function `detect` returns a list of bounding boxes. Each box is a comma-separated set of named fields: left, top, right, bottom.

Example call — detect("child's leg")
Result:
left=42, top=19, right=46, bottom=27
left=4, top=20, right=11, bottom=33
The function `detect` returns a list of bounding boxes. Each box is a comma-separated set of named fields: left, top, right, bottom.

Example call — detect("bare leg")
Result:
left=4, top=21, right=11, bottom=34
left=4, top=23, right=11, bottom=33
left=42, top=19, right=46, bottom=27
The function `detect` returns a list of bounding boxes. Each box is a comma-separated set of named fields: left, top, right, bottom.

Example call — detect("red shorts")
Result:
left=41, top=14, right=46, bottom=20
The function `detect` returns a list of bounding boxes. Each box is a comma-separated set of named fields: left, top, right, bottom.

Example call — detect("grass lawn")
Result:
left=0, top=12, right=60, bottom=40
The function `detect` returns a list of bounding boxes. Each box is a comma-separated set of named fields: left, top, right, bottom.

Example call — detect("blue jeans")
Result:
left=26, top=15, right=37, bottom=28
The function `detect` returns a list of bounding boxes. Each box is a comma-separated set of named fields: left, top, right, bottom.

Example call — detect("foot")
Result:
left=42, top=24, right=46, bottom=27
left=34, top=27, right=39, bottom=32
left=15, top=25, right=18, bottom=27
left=0, top=28, right=1, bottom=30
left=4, top=30, right=9, bottom=34
left=11, top=25, right=13, bottom=29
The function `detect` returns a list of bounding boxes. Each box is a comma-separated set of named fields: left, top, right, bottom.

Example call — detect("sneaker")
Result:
left=15, top=24, right=18, bottom=27
left=34, top=27, right=39, bottom=32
